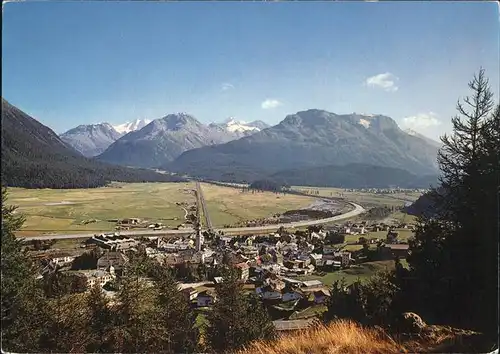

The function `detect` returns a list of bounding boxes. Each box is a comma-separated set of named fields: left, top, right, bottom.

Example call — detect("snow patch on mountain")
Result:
left=210, top=117, right=270, bottom=135
left=358, top=119, right=371, bottom=128
left=113, top=119, right=151, bottom=134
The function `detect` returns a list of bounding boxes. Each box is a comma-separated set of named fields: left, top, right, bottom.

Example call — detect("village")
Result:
left=27, top=210, right=413, bottom=332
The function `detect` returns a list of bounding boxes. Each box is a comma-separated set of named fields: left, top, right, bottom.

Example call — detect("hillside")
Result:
left=1, top=98, right=184, bottom=188
left=167, top=110, right=440, bottom=182
left=269, top=163, right=439, bottom=189
left=97, top=113, right=242, bottom=168
left=404, top=128, right=442, bottom=149
left=60, top=123, right=123, bottom=157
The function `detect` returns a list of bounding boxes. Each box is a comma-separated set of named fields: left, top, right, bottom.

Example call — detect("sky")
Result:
left=2, top=1, right=499, bottom=139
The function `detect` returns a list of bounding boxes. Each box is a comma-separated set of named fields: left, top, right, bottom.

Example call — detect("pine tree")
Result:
left=153, top=266, right=199, bottom=353
left=107, top=276, right=160, bottom=352
left=1, top=188, right=48, bottom=352
left=403, top=69, right=499, bottom=336
left=205, top=268, right=275, bottom=352
left=39, top=293, right=91, bottom=353
left=85, top=285, right=115, bottom=353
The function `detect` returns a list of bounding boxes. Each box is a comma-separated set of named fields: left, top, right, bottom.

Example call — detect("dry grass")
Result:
left=238, top=320, right=407, bottom=354
left=239, top=321, right=489, bottom=354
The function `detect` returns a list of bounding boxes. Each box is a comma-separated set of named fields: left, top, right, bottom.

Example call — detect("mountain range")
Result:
left=3, top=97, right=441, bottom=189
left=166, top=109, right=440, bottom=182
left=1, top=98, right=183, bottom=188
left=59, top=117, right=269, bottom=160
left=95, top=115, right=269, bottom=168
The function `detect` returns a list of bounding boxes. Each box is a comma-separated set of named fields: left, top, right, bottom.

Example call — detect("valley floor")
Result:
left=8, top=182, right=317, bottom=236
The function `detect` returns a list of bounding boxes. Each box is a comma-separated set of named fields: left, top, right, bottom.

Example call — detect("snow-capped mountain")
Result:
left=60, top=123, right=123, bottom=157
left=404, top=128, right=442, bottom=148
left=209, top=117, right=270, bottom=137
left=97, top=113, right=241, bottom=168
left=113, top=119, right=151, bottom=134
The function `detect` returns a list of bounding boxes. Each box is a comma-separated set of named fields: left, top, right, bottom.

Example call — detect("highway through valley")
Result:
left=20, top=185, right=365, bottom=241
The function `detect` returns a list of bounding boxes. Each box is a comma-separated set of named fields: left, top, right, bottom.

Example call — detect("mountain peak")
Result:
left=60, top=122, right=122, bottom=157
left=113, top=119, right=151, bottom=134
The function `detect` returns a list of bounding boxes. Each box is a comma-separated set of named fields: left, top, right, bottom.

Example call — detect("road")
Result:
left=19, top=202, right=364, bottom=241
left=196, top=181, right=213, bottom=230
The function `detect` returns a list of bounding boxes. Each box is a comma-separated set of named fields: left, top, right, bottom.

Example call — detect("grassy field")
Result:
left=200, top=183, right=317, bottom=227
left=344, top=228, right=415, bottom=243
left=7, top=182, right=319, bottom=235
left=8, top=182, right=194, bottom=236
left=297, top=260, right=396, bottom=286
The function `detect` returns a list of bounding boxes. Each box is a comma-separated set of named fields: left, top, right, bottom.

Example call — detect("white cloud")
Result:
left=401, top=112, right=441, bottom=131
left=221, top=83, right=234, bottom=91
left=261, top=99, right=283, bottom=110
left=364, top=72, right=399, bottom=92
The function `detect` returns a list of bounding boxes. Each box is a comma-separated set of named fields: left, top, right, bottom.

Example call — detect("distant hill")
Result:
left=269, top=163, right=439, bottom=189
left=167, top=109, right=440, bottom=181
left=1, top=98, right=184, bottom=188
left=60, top=123, right=123, bottom=157
left=96, top=113, right=244, bottom=168
left=404, top=187, right=446, bottom=217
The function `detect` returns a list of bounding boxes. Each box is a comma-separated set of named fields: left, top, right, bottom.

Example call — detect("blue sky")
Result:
left=2, top=1, right=499, bottom=138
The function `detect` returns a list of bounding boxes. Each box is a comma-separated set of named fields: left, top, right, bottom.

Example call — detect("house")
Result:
left=300, top=280, right=324, bottom=290
left=81, top=270, right=113, bottom=288
left=257, top=286, right=282, bottom=300
left=46, top=252, right=77, bottom=267
left=90, top=235, right=138, bottom=250
left=234, top=262, right=250, bottom=281
left=281, top=277, right=303, bottom=287
left=351, top=226, right=366, bottom=235
left=309, top=253, right=324, bottom=267
left=264, top=277, right=286, bottom=291
left=333, top=251, right=353, bottom=268
left=197, top=290, right=216, bottom=307
left=182, top=287, right=199, bottom=301
left=97, top=251, right=129, bottom=274
left=312, top=289, right=330, bottom=304
left=282, top=289, right=303, bottom=302
left=120, top=218, right=141, bottom=225
left=323, top=245, right=339, bottom=255
left=382, top=244, right=410, bottom=258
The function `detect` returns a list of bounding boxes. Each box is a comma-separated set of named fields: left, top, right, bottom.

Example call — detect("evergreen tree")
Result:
left=107, top=276, right=161, bottom=353
left=205, top=268, right=275, bottom=353
left=39, top=293, right=91, bottom=353
left=324, top=278, right=365, bottom=324
left=84, top=285, right=115, bottom=353
left=153, top=266, right=199, bottom=353
left=403, top=69, right=499, bottom=336
left=1, top=188, right=48, bottom=352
